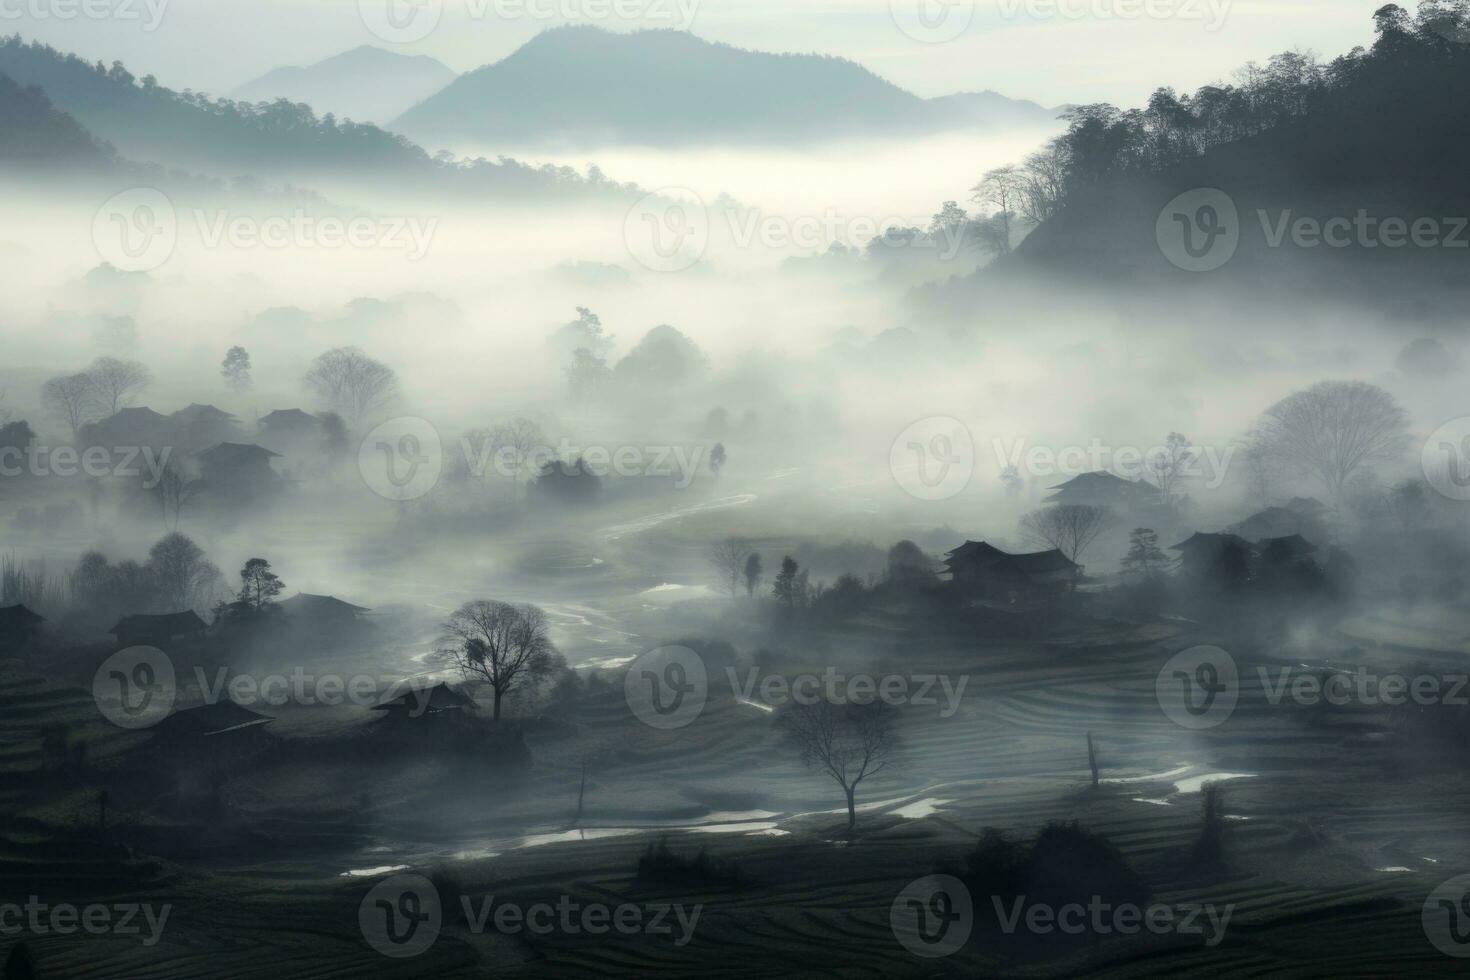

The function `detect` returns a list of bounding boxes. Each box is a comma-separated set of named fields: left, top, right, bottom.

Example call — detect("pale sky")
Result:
left=6, top=0, right=1378, bottom=108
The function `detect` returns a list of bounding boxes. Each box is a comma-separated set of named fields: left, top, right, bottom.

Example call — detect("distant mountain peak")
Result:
left=394, top=27, right=1060, bottom=150
left=232, top=46, right=456, bottom=124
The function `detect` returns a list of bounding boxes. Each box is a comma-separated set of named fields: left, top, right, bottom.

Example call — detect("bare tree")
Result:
left=1021, top=503, right=1110, bottom=567
left=1147, top=432, right=1196, bottom=504
left=40, top=373, right=99, bottom=439
left=303, top=347, right=398, bottom=426
left=441, top=600, right=562, bottom=721
left=146, top=532, right=220, bottom=612
left=970, top=164, right=1022, bottom=254
left=782, top=699, right=897, bottom=831
left=491, top=417, right=547, bottom=499
left=84, top=357, right=151, bottom=417
left=151, top=461, right=202, bottom=530
left=1251, top=380, right=1410, bottom=507
left=708, top=537, right=750, bottom=597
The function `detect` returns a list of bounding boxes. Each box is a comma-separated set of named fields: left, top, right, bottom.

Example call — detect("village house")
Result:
left=0, top=604, right=45, bottom=659
left=191, top=442, right=282, bottom=501
left=280, top=593, right=371, bottom=639
left=109, top=610, right=208, bottom=649
left=168, top=404, right=240, bottom=450
left=943, top=540, right=1080, bottom=603
left=373, top=682, right=474, bottom=720
left=1047, top=471, right=1157, bottom=510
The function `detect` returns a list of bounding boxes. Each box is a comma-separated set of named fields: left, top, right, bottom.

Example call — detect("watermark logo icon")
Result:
left=359, top=416, right=442, bottom=501
left=92, top=645, right=176, bottom=729
left=625, top=645, right=708, bottom=729
left=889, top=0, right=975, bottom=43
left=1157, top=188, right=1239, bottom=272
left=93, top=188, right=177, bottom=272
left=358, top=0, right=442, bottom=43
left=360, top=873, right=441, bottom=958
left=891, top=874, right=973, bottom=957
left=1423, top=417, right=1470, bottom=501
left=1156, top=645, right=1238, bottom=729
left=890, top=416, right=974, bottom=501
left=1424, top=874, right=1470, bottom=957
left=624, top=187, right=709, bottom=272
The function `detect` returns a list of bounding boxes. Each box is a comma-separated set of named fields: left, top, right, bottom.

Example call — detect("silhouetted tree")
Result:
left=709, top=537, right=750, bottom=597
left=782, top=699, right=896, bottom=831
left=40, top=372, right=98, bottom=438
left=1022, top=504, right=1109, bottom=568
left=303, top=346, right=397, bottom=426
left=743, top=553, right=763, bottom=598
left=1251, top=380, right=1409, bottom=507
left=147, top=532, right=220, bottom=612
left=1121, top=528, right=1168, bottom=579
left=83, top=356, right=150, bottom=416
left=221, top=345, right=252, bottom=392
left=441, top=600, right=562, bottom=721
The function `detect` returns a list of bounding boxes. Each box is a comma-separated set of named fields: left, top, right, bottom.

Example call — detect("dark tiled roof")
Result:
left=0, top=604, right=45, bottom=627
left=280, top=593, right=370, bottom=615
left=109, top=610, right=207, bottom=636
left=157, top=700, right=272, bottom=737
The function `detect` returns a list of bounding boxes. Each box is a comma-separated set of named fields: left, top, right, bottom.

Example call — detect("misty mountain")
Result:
left=232, top=46, right=457, bottom=126
left=0, top=37, right=635, bottom=200
left=393, top=26, right=1060, bottom=149
left=0, top=71, right=112, bottom=169
left=948, top=7, right=1470, bottom=309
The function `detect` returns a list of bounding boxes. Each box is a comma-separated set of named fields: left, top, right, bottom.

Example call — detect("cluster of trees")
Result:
left=968, top=0, right=1470, bottom=244
left=40, top=357, right=151, bottom=438
left=68, top=532, right=222, bottom=629
left=709, top=539, right=939, bottom=623
left=554, top=311, right=708, bottom=403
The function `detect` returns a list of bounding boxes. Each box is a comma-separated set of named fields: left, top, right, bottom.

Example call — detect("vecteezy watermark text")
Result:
left=358, top=416, right=712, bottom=502
left=358, top=873, right=700, bottom=959
left=358, top=0, right=699, bottom=45
left=0, top=444, right=172, bottom=486
left=992, top=435, right=1233, bottom=488
left=93, top=188, right=437, bottom=272
left=0, top=897, right=171, bottom=946
left=1158, top=188, right=1470, bottom=273
left=0, top=0, right=168, bottom=31
left=727, top=667, right=969, bottom=718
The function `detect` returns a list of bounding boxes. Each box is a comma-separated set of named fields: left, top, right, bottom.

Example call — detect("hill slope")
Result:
left=931, top=5, right=1470, bottom=311
left=393, top=26, right=1059, bottom=149
left=0, top=37, right=633, bottom=200
left=0, top=71, right=112, bottom=169
left=232, top=46, right=456, bottom=126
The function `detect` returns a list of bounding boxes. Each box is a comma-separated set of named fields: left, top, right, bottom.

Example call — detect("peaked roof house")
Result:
left=170, top=403, right=239, bottom=449
left=79, top=407, right=172, bottom=449
left=157, top=700, right=273, bottom=738
left=0, top=604, right=44, bottom=655
left=257, top=409, right=322, bottom=452
left=192, top=442, right=282, bottom=501
left=280, top=593, right=371, bottom=635
left=154, top=701, right=276, bottom=769
left=373, top=682, right=474, bottom=719
left=279, top=593, right=370, bottom=618
left=109, top=610, right=208, bottom=648
left=1047, top=471, right=1156, bottom=509
left=1226, top=506, right=1306, bottom=541
left=944, top=540, right=1080, bottom=601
